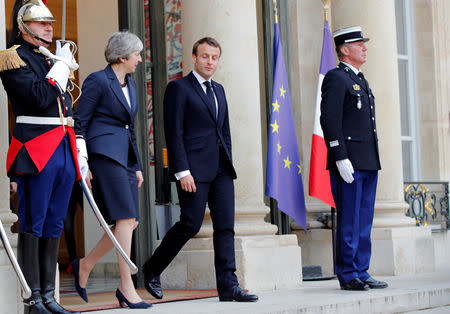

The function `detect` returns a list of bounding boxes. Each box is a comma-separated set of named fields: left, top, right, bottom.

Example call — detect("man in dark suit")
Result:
left=320, top=26, right=388, bottom=291
left=143, top=37, right=258, bottom=302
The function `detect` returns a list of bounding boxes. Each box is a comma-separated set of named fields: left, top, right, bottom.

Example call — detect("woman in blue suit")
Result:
left=73, top=32, right=151, bottom=309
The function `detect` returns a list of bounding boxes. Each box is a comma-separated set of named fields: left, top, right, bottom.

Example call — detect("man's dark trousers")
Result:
left=148, top=148, right=238, bottom=293
left=330, top=170, right=378, bottom=285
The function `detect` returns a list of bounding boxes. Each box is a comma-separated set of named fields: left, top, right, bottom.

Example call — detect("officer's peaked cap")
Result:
left=333, top=26, right=369, bottom=47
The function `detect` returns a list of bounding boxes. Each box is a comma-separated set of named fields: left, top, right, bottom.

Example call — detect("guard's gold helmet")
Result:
left=19, top=0, right=55, bottom=23
left=17, top=0, right=55, bottom=45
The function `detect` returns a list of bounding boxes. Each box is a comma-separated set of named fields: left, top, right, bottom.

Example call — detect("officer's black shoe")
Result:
left=18, top=233, right=52, bottom=314
left=363, top=277, right=388, bottom=289
left=24, top=291, right=52, bottom=314
left=143, top=260, right=163, bottom=299
left=340, top=278, right=369, bottom=291
left=219, top=286, right=259, bottom=302
left=40, top=237, right=80, bottom=314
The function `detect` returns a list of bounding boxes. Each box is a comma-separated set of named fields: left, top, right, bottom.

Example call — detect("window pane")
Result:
left=395, top=0, right=407, bottom=55
left=402, top=141, right=412, bottom=181
left=398, top=59, right=410, bottom=136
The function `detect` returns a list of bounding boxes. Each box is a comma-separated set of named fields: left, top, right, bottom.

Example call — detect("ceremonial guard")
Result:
left=320, top=26, right=388, bottom=291
left=0, top=1, right=80, bottom=313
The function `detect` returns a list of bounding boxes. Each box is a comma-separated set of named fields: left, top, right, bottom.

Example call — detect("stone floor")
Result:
left=89, top=268, right=450, bottom=313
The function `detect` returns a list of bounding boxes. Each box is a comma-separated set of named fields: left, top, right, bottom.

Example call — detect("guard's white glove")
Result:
left=336, top=159, right=354, bottom=184
left=76, top=138, right=89, bottom=178
left=46, top=61, right=70, bottom=92
left=39, top=40, right=79, bottom=71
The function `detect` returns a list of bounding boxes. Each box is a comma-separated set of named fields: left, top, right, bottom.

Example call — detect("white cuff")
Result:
left=175, top=170, right=190, bottom=180
left=76, top=138, right=88, bottom=160
left=46, top=61, right=70, bottom=92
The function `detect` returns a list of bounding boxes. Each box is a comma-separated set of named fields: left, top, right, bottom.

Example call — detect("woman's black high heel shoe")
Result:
left=72, top=259, right=89, bottom=302
left=116, top=289, right=152, bottom=309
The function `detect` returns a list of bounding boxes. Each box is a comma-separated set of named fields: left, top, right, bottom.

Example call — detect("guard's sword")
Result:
left=80, top=177, right=138, bottom=274
left=0, top=218, right=32, bottom=299
left=61, top=0, right=66, bottom=41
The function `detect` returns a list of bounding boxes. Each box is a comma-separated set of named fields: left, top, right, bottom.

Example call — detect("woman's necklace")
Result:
left=120, top=78, right=127, bottom=88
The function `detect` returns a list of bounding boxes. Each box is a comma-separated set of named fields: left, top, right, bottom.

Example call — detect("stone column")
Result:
left=295, top=0, right=435, bottom=276
left=0, top=1, right=21, bottom=312
left=412, top=0, right=450, bottom=269
left=426, top=0, right=450, bottom=182
left=158, top=0, right=302, bottom=291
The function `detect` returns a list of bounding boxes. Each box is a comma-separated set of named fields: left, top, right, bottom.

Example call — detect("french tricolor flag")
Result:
left=308, top=20, right=336, bottom=208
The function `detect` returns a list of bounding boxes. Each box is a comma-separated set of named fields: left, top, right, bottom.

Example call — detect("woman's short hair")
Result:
left=104, top=32, right=143, bottom=64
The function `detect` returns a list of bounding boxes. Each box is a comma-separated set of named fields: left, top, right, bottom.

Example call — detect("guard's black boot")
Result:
left=40, top=237, right=80, bottom=314
left=18, top=233, right=52, bottom=314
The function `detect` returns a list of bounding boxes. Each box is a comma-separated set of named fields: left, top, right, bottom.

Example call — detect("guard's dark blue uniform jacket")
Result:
left=0, top=40, right=79, bottom=237
left=0, top=41, right=80, bottom=179
left=320, top=62, right=381, bottom=172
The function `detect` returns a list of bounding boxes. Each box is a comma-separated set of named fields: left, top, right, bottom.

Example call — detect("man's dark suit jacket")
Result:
left=320, top=62, right=381, bottom=173
left=164, top=71, right=237, bottom=182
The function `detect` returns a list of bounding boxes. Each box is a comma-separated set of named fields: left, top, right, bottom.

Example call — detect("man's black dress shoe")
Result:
left=363, top=277, right=388, bottom=289
left=341, top=278, right=369, bottom=291
left=143, top=261, right=163, bottom=299
left=219, top=286, right=258, bottom=302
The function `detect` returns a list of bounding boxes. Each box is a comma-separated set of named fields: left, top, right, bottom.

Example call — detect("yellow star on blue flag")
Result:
left=270, top=120, right=280, bottom=133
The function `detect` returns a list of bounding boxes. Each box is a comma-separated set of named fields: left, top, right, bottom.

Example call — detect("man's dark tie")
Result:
left=357, top=72, right=367, bottom=90
left=203, top=81, right=217, bottom=119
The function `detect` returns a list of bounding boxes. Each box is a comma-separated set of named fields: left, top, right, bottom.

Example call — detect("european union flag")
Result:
left=265, top=22, right=307, bottom=230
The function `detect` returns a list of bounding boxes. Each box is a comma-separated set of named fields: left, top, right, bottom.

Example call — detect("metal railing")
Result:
left=404, top=181, right=449, bottom=232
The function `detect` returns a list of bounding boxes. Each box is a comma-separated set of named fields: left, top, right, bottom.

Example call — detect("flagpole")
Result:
left=61, top=0, right=66, bottom=40
left=271, top=0, right=287, bottom=233
left=321, top=0, right=337, bottom=276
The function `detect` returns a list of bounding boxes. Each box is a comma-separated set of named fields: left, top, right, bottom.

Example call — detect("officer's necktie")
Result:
left=358, top=72, right=367, bottom=90
left=203, top=81, right=217, bottom=120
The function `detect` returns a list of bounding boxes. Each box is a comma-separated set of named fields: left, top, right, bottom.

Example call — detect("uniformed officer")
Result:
left=0, top=1, right=80, bottom=313
left=320, top=26, right=388, bottom=291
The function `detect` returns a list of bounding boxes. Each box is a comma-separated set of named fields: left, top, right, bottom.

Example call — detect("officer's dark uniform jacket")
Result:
left=320, top=62, right=381, bottom=173
left=0, top=41, right=80, bottom=179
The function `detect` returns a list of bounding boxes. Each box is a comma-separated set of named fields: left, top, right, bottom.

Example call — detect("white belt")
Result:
left=16, top=116, right=74, bottom=127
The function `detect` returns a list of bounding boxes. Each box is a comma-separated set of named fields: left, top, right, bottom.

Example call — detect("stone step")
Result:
left=404, top=306, right=450, bottom=313
left=95, top=268, right=450, bottom=313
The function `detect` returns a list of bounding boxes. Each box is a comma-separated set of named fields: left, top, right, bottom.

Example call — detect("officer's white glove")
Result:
left=39, top=41, right=79, bottom=71
left=336, top=159, right=354, bottom=184
left=76, top=138, right=89, bottom=178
